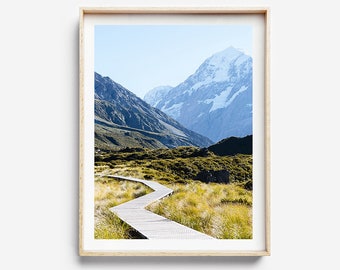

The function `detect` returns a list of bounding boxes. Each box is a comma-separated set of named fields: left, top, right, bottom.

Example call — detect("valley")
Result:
left=93, top=46, right=253, bottom=240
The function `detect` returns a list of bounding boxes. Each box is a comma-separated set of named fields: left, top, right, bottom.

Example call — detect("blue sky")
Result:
left=95, top=25, right=252, bottom=98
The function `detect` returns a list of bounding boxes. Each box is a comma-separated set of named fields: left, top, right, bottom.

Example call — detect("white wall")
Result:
left=1, top=0, right=339, bottom=269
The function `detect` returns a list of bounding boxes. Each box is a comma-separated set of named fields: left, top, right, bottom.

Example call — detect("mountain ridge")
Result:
left=208, top=135, right=252, bottom=156
left=94, top=72, right=213, bottom=150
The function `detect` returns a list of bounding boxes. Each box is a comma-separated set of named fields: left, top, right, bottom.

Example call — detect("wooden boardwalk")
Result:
left=108, top=175, right=214, bottom=240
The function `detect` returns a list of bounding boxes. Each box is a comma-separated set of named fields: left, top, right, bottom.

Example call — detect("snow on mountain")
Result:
left=204, top=86, right=233, bottom=112
left=190, top=47, right=245, bottom=90
left=145, top=46, right=253, bottom=142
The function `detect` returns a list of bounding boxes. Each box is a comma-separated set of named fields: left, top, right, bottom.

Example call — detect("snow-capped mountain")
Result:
left=143, top=85, right=173, bottom=107
left=94, top=72, right=212, bottom=150
left=145, top=46, right=252, bottom=142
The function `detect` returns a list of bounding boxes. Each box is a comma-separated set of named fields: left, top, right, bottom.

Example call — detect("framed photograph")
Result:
left=79, top=7, right=270, bottom=256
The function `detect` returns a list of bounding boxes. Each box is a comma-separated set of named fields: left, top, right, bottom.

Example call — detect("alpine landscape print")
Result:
left=94, top=25, right=254, bottom=240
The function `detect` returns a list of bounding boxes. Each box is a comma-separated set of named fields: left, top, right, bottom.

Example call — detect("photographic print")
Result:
left=79, top=8, right=270, bottom=256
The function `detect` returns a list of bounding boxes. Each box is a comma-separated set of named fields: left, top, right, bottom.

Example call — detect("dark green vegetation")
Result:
left=95, top=146, right=252, bottom=189
left=95, top=147, right=253, bottom=239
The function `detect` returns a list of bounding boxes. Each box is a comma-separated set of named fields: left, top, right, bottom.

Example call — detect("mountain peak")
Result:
left=144, top=85, right=173, bottom=107
left=175, top=46, right=251, bottom=96
left=147, top=46, right=253, bottom=142
left=146, top=85, right=173, bottom=95
left=207, top=46, right=244, bottom=65
left=203, top=46, right=247, bottom=68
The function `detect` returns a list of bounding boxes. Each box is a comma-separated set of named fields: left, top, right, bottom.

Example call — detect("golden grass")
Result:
left=146, top=182, right=252, bottom=239
left=94, top=152, right=253, bottom=240
left=94, top=176, right=152, bottom=239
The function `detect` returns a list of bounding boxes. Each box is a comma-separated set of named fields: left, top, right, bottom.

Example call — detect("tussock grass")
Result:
left=146, top=182, right=252, bottom=239
left=212, top=204, right=252, bottom=239
left=94, top=147, right=253, bottom=239
left=94, top=177, right=152, bottom=239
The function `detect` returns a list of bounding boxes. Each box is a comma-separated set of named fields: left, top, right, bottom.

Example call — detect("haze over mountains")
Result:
left=94, top=72, right=212, bottom=150
left=143, top=85, right=173, bottom=108
left=144, top=46, right=252, bottom=142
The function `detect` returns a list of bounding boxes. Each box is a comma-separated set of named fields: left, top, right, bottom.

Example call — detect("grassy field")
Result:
left=147, top=182, right=252, bottom=239
left=94, top=166, right=152, bottom=239
left=94, top=147, right=253, bottom=239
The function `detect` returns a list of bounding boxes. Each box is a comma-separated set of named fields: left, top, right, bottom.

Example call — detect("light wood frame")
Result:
left=79, top=7, right=270, bottom=256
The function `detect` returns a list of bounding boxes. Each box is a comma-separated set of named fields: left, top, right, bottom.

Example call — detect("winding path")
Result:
left=108, top=175, right=214, bottom=240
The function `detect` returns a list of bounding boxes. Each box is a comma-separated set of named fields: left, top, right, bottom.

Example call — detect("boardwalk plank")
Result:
left=109, top=175, right=214, bottom=240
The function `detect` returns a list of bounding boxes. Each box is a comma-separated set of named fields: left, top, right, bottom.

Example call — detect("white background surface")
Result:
left=0, top=0, right=339, bottom=269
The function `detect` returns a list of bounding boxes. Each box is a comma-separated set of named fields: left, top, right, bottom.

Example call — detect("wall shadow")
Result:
left=78, top=255, right=262, bottom=266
